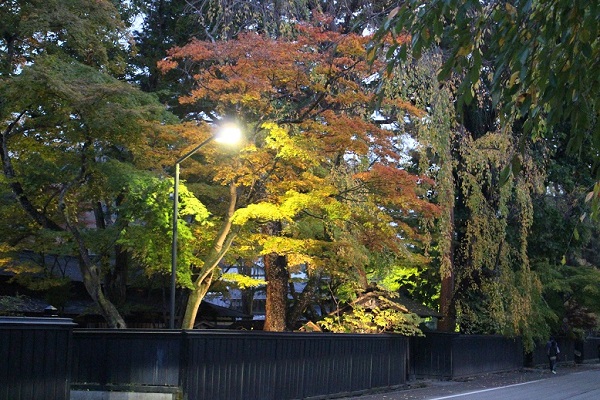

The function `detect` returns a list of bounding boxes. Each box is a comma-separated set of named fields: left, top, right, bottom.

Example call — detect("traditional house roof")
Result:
left=395, top=295, right=443, bottom=318
left=336, top=290, right=443, bottom=319
left=0, top=295, right=49, bottom=315
left=194, top=301, right=252, bottom=329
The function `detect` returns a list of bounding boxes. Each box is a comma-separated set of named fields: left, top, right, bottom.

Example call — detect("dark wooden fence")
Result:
left=452, top=335, right=524, bottom=377
left=72, top=330, right=181, bottom=393
left=529, top=337, right=574, bottom=367
left=578, top=337, right=600, bottom=363
left=0, top=317, right=76, bottom=400
left=3, top=317, right=600, bottom=400
left=72, top=329, right=409, bottom=400
left=529, top=336, right=600, bottom=367
left=409, top=333, right=523, bottom=379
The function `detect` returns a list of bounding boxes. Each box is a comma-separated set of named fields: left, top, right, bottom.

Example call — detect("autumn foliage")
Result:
left=159, top=21, right=438, bottom=249
left=158, top=20, right=438, bottom=329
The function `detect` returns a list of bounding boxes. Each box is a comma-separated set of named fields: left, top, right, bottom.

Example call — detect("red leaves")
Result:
left=158, top=24, right=390, bottom=122
left=355, top=164, right=440, bottom=219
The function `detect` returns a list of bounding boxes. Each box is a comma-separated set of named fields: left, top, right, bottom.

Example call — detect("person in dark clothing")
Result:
left=546, top=337, right=560, bottom=374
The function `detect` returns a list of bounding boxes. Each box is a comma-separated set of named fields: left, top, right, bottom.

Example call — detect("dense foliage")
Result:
left=0, top=0, right=597, bottom=338
left=374, top=0, right=599, bottom=345
left=1, top=0, right=180, bottom=327
left=158, top=21, right=439, bottom=329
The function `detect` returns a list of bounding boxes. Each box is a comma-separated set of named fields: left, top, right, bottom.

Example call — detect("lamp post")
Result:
left=170, top=123, right=241, bottom=329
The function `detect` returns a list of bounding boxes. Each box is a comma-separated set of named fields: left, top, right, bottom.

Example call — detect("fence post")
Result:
left=179, top=330, right=189, bottom=397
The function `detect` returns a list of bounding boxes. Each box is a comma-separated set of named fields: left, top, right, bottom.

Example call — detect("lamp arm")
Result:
left=175, top=135, right=215, bottom=164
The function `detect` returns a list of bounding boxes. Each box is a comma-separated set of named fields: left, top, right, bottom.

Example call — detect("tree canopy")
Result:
left=1, top=0, right=177, bottom=327
left=373, top=0, right=600, bottom=344
left=0, top=1, right=597, bottom=337
left=375, top=0, right=599, bottom=215
left=158, top=20, right=439, bottom=329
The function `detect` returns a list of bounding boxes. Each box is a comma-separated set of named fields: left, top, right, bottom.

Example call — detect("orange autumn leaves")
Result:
left=159, top=22, right=423, bottom=163
left=159, top=21, right=438, bottom=255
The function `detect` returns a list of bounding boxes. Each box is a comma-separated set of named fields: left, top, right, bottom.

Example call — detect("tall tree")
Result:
left=377, top=45, right=549, bottom=348
left=128, top=0, right=404, bottom=127
left=128, top=0, right=200, bottom=102
left=380, top=50, right=458, bottom=330
left=160, top=20, right=438, bottom=330
left=1, top=0, right=174, bottom=327
left=372, top=1, right=599, bottom=345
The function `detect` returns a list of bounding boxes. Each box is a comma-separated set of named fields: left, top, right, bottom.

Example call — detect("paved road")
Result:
left=425, top=370, right=600, bottom=400
left=343, top=364, right=600, bottom=400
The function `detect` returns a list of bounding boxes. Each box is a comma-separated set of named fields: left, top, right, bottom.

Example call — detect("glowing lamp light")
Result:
left=215, top=122, right=243, bottom=145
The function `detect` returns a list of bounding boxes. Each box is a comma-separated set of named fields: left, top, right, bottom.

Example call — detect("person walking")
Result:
left=546, top=336, right=560, bottom=374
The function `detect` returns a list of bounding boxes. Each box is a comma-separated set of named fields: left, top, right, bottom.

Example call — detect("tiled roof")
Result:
left=0, top=295, right=49, bottom=313
left=339, top=290, right=443, bottom=318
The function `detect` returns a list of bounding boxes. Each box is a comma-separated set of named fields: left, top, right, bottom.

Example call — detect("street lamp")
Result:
left=170, top=122, right=242, bottom=329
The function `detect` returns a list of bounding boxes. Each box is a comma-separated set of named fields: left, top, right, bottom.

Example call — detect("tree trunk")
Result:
left=94, top=201, right=128, bottom=305
left=3, top=123, right=126, bottom=328
left=180, top=182, right=239, bottom=329
left=182, top=270, right=214, bottom=329
left=65, top=210, right=127, bottom=328
left=88, top=273, right=127, bottom=329
left=264, top=252, right=289, bottom=331
left=107, top=245, right=128, bottom=305
left=438, top=267, right=455, bottom=332
left=438, top=173, right=456, bottom=332
left=287, top=271, right=320, bottom=330
left=263, top=220, right=289, bottom=332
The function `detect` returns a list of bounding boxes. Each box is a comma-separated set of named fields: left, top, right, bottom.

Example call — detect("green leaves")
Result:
left=107, top=161, right=211, bottom=285
left=0, top=2, right=179, bottom=326
left=376, top=0, right=599, bottom=166
left=1, top=0, right=129, bottom=75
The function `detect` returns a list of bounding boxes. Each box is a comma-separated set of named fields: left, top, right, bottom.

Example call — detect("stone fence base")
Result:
left=71, top=385, right=180, bottom=400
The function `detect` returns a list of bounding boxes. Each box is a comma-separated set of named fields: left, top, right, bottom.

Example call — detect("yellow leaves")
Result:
left=234, top=232, right=326, bottom=270
left=241, top=92, right=261, bottom=105
left=262, top=122, right=319, bottom=165
left=1, top=259, right=43, bottom=276
left=461, top=131, right=513, bottom=173
left=318, top=303, right=423, bottom=335
left=220, top=273, right=266, bottom=289
left=456, top=44, right=473, bottom=57
left=156, top=22, right=440, bottom=290
left=280, top=191, right=314, bottom=216
left=508, top=71, right=520, bottom=88
left=261, top=236, right=319, bottom=259
left=455, top=127, right=545, bottom=339
left=0, top=243, right=15, bottom=268
left=233, top=203, right=283, bottom=225
left=233, top=188, right=337, bottom=225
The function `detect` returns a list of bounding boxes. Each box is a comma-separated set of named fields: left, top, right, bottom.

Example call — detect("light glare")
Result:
left=215, top=122, right=242, bottom=144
